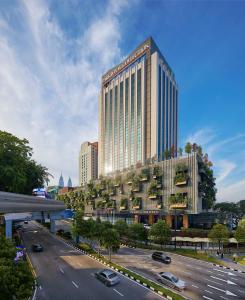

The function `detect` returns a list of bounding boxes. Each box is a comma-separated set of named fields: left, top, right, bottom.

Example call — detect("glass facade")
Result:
left=137, top=69, right=142, bottom=162
left=130, top=73, right=135, bottom=166
left=114, top=85, right=118, bottom=170
left=119, top=81, right=124, bottom=170
left=125, top=78, right=129, bottom=168
left=157, top=65, right=161, bottom=159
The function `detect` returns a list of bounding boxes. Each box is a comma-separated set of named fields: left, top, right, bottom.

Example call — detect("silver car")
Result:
left=95, top=269, right=120, bottom=286
left=156, top=272, right=187, bottom=290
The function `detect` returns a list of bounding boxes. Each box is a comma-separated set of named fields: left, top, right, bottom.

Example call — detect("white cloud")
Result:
left=217, top=179, right=245, bottom=202
left=0, top=0, right=129, bottom=186
left=183, top=128, right=245, bottom=202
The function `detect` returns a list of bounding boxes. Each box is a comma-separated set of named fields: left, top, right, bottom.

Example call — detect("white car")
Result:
left=156, top=272, right=187, bottom=290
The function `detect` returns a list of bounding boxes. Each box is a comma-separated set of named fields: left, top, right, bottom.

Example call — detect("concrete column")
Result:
left=134, top=214, right=139, bottom=223
left=5, top=220, right=12, bottom=239
left=50, top=219, right=56, bottom=233
left=149, top=213, right=154, bottom=225
left=166, top=214, right=172, bottom=228
left=183, top=215, right=189, bottom=229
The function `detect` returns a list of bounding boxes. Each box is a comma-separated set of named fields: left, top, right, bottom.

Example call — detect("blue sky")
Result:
left=0, top=0, right=244, bottom=201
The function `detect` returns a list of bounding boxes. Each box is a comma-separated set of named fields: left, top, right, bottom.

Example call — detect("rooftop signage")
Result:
left=102, top=42, right=150, bottom=85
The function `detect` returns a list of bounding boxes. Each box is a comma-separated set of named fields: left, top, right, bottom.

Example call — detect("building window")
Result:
left=125, top=78, right=129, bottom=168
left=130, top=73, right=135, bottom=165
left=137, top=68, right=142, bottom=162
left=119, top=81, right=124, bottom=170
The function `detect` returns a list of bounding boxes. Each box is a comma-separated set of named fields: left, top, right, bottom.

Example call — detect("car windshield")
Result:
left=108, top=273, right=117, bottom=279
left=171, top=276, right=179, bottom=283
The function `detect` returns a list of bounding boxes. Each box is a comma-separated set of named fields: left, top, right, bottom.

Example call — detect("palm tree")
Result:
left=178, top=147, right=183, bottom=157
left=185, top=142, right=192, bottom=157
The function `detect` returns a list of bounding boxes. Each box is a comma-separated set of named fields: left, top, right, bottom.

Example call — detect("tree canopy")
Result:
left=149, top=219, right=171, bottom=249
left=208, top=224, right=230, bottom=250
left=0, top=131, right=50, bottom=194
left=0, top=235, right=34, bottom=300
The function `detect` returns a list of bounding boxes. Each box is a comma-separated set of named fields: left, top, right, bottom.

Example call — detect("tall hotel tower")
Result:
left=99, top=37, right=178, bottom=175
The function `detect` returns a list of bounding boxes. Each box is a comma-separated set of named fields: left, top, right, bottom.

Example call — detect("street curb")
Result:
left=212, top=263, right=245, bottom=273
left=57, top=237, right=189, bottom=300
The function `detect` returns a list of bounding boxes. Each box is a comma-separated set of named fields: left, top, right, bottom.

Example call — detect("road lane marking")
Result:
left=206, top=278, right=223, bottom=285
left=203, top=296, right=214, bottom=300
left=113, top=289, right=124, bottom=296
left=186, top=264, right=192, bottom=267
left=213, top=268, right=236, bottom=276
left=59, top=268, right=64, bottom=274
left=238, top=290, right=245, bottom=294
left=207, top=285, right=237, bottom=296
left=205, top=290, right=213, bottom=294
left=195, top=267, right=201, bottom=270
left=72, top=281, right=79, bottom=288
left=210, top=276, right=236, bottom=285
left=220, top=297, right=229, bottom=300
left=192, top=285, right=199, bottom=288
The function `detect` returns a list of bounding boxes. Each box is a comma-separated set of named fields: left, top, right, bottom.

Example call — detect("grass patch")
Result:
left=237, top=256, right=245, bottom=266
left=75, top=243, right=185, bottom=300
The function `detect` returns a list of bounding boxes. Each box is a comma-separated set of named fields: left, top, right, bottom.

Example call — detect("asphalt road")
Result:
left=105, top=246, right=245, bottom=300
left=53, top=220, right=245, bottom=300
left=21, top=221, right=164, bottom=300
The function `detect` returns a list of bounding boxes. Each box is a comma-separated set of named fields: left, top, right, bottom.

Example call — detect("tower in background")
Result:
left=58, top=173, right=64, bottom=188
left=79, top=142, right=98, bottom=186
left=98, top=37, right=178, bottom=175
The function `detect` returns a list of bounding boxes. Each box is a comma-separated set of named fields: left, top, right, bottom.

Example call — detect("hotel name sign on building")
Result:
left=102, top=42, right=150, bottom=85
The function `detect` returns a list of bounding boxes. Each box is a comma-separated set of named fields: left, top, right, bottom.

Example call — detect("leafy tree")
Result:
left=128, top=223, right=148, bottom=245
left=185, top=142, right=192, bottom=156
left=199, top=161, right=216, bottom=210
left=238, top=200, right=245, bottom=215
left=114, top=219, right=128, bottom=238
left=149, top=220, right=171, bottom=249
left=0, top=131, right=50, bottom=194
left=234, top=222, right=245, bottom=249
left=208, top=224, right=229, bottom=251
left=177, top=147, right=183, bottom=157
left=214, top=202, right=239, bottom=214
left=0, top=236, right=34, bottom=300
left=101, top=229, right=120, bottom=261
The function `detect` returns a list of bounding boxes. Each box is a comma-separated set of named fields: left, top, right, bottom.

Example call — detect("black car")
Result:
left=32, top=244, right=43, bottom=252
left=152, top=252, right=171, bottom=264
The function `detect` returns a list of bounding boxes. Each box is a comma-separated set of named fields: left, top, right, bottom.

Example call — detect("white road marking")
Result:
left=207, top=285, right=237, bottom=296
left=186, top=264, right=192, bottom=267
left=205, top=290, right=213, bottom=294
left=238, top=290, right=245, bottom=293
left=220, top=297, right=229, bottom=300
left=39, top=285, right=42, bottom=290
left=203, top=296, right=214, bottom=300
left=210, top=276, right=236, bottom=285
left=192, top=285, right=199, bottom=288
left=59, top=268, right=64, bottom=274
left=195, top=267, right=201, bottom=270
left=206, top=278, right=223, bottom=285
left=72, top=281, right=79, bottom=288
left=113, top=288, right=124, bottom=296
left=213, top=268, right=236, bottom=276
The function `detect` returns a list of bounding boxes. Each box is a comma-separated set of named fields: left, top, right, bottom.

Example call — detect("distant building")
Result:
left=58, top=187, right=75, bottom=195
left=67, top=177, right=72, bottom=188
left=58, top=173, right=64, bottom=188
left=99, top=37, right=178, bottom=175
left=79, top=142, right=98, bottom=186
